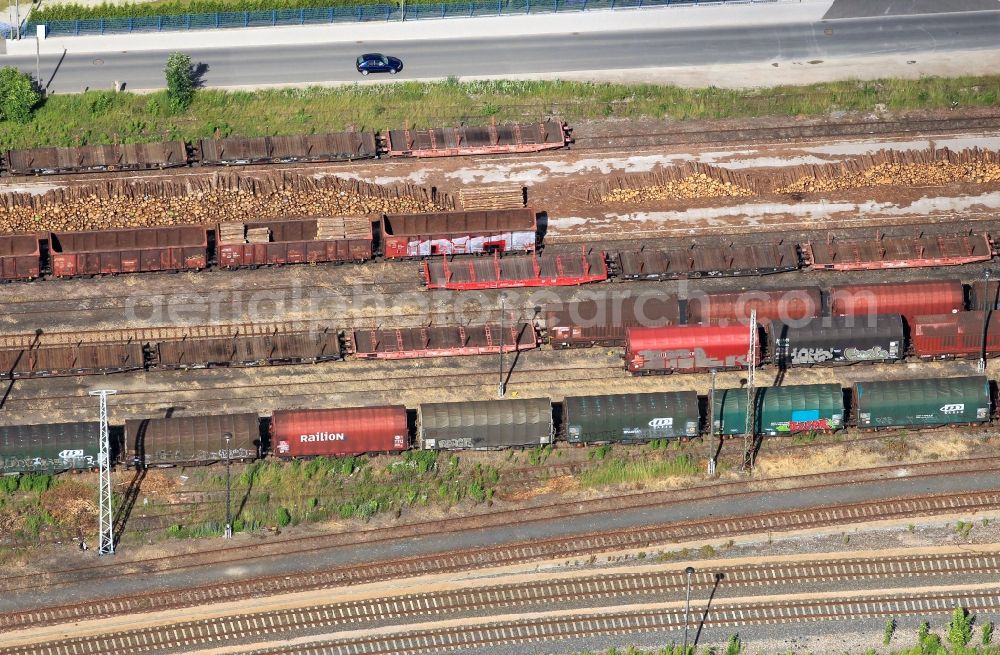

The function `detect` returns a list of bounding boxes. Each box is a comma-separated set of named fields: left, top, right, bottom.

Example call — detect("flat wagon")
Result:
left=0, top=234, right=43, bottom=282
left=49, top=226, right=209, bottom=277
left=804, top=232, right=994, bottom=271
left=563, top=391, right=699, bottom=444
left=0, top=422, right=103, bottom=474
left=545, top=294, right=680, bottom=348
left=271, top=406, right=409, bottom=457
left=384, top=121, right=569, bottom=157
left=423, top=250, right=608, bottom=290
left=153, top=327, right=342, bottom=369
left=216, top=218, right=374, bottom=268
left=351, top=323, right=537, bottom=359
left=687, top=287, right=822, bottom=324
left=418, top=398, right=553, bottom=450
left=4, top=141, right=188, bottom=175
left=381, top=209, right=536, bottom=259
left=911, top=311, right=1000, bottom=360
left=126, top=413, right=260, bottom=467
left=828, top=280, right=965, bottom=322
left=198, top=132, right=378, bottom=165
left=713, top=384, right=844, bottom=436
left=626, top=324, right=759, bottom=374
left=615, top=241, right=800, bottom=280
left=0, top=342, right=145, bottom=378
left=854, top=376, right=990, bottom=429
left=769, top=315, right=905, bottom=367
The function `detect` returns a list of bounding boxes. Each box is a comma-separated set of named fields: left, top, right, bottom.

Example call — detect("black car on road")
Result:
left=356, top=53, right=403, bottom=75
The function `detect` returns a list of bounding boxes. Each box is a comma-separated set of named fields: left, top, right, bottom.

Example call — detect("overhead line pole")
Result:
left=742, top=309, right=757, bottom=472
left=90, top=389, right=118, bottom=556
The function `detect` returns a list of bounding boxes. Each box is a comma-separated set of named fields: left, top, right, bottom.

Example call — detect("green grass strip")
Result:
left=3, top=76, right=999, bottom=151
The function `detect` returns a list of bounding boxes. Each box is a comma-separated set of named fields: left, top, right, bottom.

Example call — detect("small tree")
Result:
left=164, top=52, right=195, bottom=113
left=0, top=66, right=41, bottom=123
left=947, top=607, right=974, bottom=650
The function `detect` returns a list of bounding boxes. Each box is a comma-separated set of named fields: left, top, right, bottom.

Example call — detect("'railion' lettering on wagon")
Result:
left=300, top=432, right=346, bottom=442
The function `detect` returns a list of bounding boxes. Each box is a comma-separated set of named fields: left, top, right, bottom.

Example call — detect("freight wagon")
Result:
left=418, top=398, right=553, bottom=450
left=626, top=324, right=760, bottom=374
left=563, top=391, right=700, bottom=443
left=854, top=376, right=990, bottom=429
left=3, top=141, right=189, bottom=176
left=382, top=209, right=537, bottom=259
left=152, top=328, right=342, bottom=369
left=713, top=384, right=845, bottom=437
left=1, top=422, right=102, bottom=475
left=126, top=413, right=260, bottom=467
left=545, top=295, right=681, bottom=348
left=828, top=280, right=964, bottom=321
left=687, top=287, right=822, bottom=324
left=216, top=218, right=374, bottom=268
left=198, top=133, right=379, bottom=166
left=49, top=226, right=209, bottom=277
left=383, top=121, right=570, bottom=157
left=769, top=315, right=905, bottom=367
left=911, top=312, right=1000, bottom=360
left=0, top=235, right=43, bottom=282
left=271, top=407, right=409, bottom=457
left=615, top=241, right=801, bottom=280
left=350, top=323, right=537, bottom=359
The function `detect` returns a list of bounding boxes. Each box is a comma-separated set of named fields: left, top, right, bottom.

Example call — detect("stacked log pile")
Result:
left=315, top=216, right=370, bottom=240
left=459, top=186, right=526, bottom=210
left=594, top=147, right=1000, bottom=203
left=0, top=172, right=451, bottom=234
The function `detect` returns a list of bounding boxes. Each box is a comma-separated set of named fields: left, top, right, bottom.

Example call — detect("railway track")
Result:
left=3, top=475, right=999, bottom=629
left=5, top=553, right=1000, bottom=655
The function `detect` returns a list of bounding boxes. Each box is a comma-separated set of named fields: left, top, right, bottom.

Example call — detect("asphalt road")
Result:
left=5, top=10, right=1000, bottom=93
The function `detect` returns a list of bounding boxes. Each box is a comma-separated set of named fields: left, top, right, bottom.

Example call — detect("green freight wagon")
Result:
left=563, top=391, right=699, bottom=444
left=854, top=376, right=990, bottom=428
left=0, top=422, right=101, bottom=475
left=713, top=384, right=844, bottom=436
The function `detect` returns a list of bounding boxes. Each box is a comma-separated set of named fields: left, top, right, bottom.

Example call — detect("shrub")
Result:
left=164, top=53, right=195, bottom=113
left=0, top=67, right=41, bottom=124
left=725, top=634, right=741, bottom=655
left=983, top=622, right=994, bottom=645
left=883, top=617, right=896, bottom=645
left=274, top=507, right=292, bottom=527
left=947, top=607, right=974, bottom=649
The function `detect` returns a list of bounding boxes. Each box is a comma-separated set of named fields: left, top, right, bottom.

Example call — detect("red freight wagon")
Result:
left=216, top=218, right=374, bottom=268
left=271, top=406, right=409, bottom=457
left=911, top=311, right=1000, bottom=360
left=828, top=280, right=964, bottom=321
left=49, top=226, right=209, bottom=277
left=0, top=234, right=42, bottom=282
left=687, top=287, right=822, bottom=324
left=382, top=209, right=536, bottom=259
left=626, top=324, right=759, bottom=374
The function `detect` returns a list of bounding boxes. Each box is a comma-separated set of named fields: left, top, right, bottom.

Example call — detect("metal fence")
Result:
left=20, top=0, right=781, bottom=38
